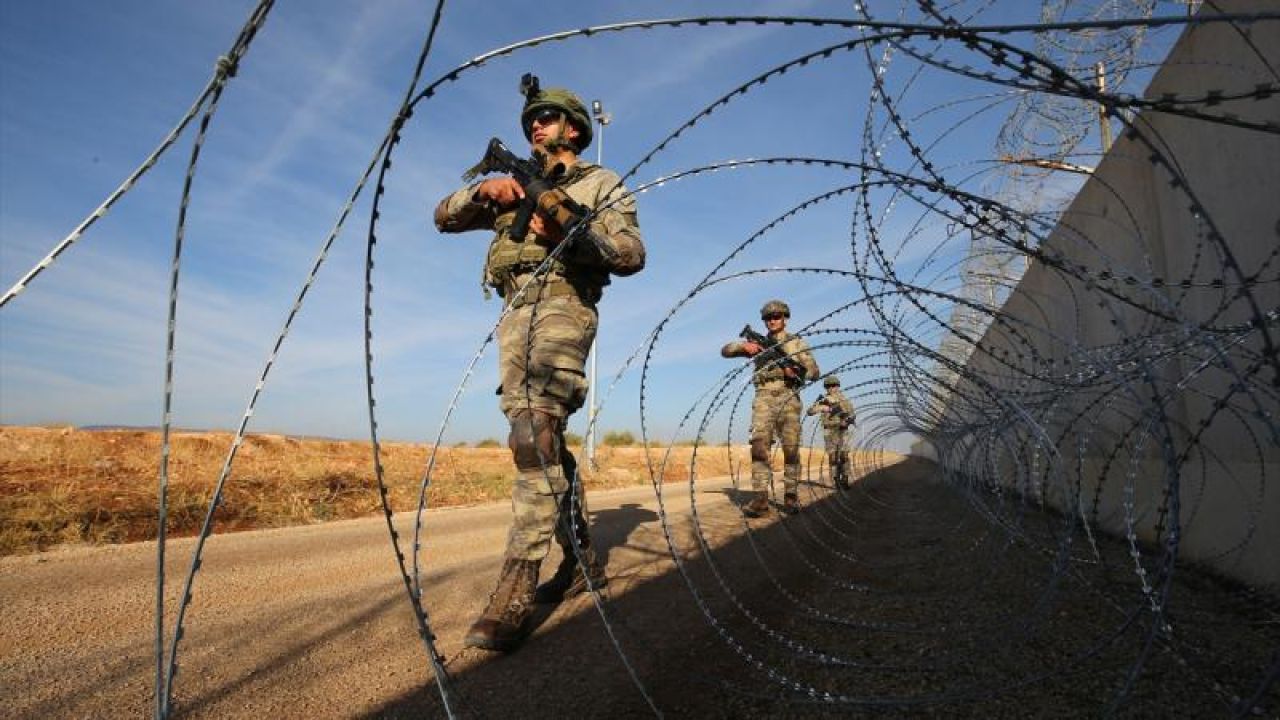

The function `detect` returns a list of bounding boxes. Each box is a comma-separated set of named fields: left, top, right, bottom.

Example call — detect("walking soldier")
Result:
left=433, top=76, right=645, bottom=651
left=807, top=375, right=856, bottom=489
left=721, top=300, right=819, bottom=516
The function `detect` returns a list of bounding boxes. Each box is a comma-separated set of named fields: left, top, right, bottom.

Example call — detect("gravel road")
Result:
left=2, top=458, right=1275, bottom=718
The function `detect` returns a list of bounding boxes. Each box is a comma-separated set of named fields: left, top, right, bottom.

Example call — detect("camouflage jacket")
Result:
left=807, top=389, right=855, bottom=429
left=721, top=331, right=820, bottom=389
left=433, top=159, right=644, bottom=301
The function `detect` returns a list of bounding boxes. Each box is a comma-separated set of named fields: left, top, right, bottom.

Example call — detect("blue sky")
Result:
left=0, top=1, right=1184, bottom=447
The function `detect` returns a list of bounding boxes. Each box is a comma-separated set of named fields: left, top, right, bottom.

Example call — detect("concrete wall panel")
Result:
left=937, top=1, right=1279, bottom=588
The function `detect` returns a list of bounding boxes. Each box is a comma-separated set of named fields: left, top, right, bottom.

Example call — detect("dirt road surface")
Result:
left=3, top=458, right=1275, bottom=718
left=3, top=469, right=744, bottom=719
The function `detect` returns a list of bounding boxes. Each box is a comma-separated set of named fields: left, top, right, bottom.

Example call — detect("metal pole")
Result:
left=587, top=100, right=611, bottom=469
left=1096, top=61, right=1112, bottom=154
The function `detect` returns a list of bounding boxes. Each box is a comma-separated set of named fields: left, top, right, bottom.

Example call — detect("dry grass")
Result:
left=0, top=426, right=769, bottom=556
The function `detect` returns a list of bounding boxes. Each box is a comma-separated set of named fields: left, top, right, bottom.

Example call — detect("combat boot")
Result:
left=464, top=557, right=540, bottom=651
left=782, top=492, right=800, bottom=515
left=742, top=491, right=770, bottom=518
left=535, top=546, right=608, bottom=603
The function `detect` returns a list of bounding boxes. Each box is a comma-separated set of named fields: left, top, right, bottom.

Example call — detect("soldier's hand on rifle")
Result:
left=529, top=212, right=565, bottom=246
left=741, top=341, right=763, bottom=356
left=783, top=366, right=799, bottom=380
left=474, top=177, right=525, bottom=207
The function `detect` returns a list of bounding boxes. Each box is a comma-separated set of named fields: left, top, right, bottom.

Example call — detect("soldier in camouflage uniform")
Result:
left=434, top=78, right=645, bottom=651
left=721, top=300, right=820, bottom=516
left=807, top=375, right=856, bottom=490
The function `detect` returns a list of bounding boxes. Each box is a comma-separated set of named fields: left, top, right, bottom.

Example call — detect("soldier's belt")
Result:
left=504, top=274, right=600, bottom=309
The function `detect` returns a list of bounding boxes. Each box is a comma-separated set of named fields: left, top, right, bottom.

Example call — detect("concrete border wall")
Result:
left=940, top=2, right=1279, bottom=588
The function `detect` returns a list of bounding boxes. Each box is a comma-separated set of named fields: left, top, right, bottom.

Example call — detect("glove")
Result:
left=533, top=187, right=586, bottom=230
left=531, top=188, right=625, bottom=267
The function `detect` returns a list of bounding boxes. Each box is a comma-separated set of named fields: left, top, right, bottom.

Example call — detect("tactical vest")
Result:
left=482, top=163, right=610, bottom=299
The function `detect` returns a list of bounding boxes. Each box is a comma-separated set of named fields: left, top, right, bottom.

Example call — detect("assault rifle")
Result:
left=739, top=325, right=807, bottom=388
left=816, top=395, right=855, bottom=427
left=461, top=137, right=621, bottom=265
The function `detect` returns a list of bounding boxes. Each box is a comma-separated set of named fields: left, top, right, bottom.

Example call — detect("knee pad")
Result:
left=509, top=410, right=560, bottom=471
left=749, top=438, right=770, bottom=463
left=781, top=445, right=800, bottom=465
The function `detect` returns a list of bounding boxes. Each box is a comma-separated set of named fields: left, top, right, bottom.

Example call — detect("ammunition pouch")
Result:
left=484, top=210, right=562, bottom=294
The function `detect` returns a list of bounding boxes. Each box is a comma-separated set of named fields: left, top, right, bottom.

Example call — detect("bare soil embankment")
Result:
left=0, top=425, right=847, bottom=555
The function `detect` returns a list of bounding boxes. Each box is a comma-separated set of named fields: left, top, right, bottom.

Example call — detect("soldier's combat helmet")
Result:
left=520, top=74, right=593, bottom=151
left=760, top=299, right=791, bottom=319
left=823, top=375, right=841, bottom=387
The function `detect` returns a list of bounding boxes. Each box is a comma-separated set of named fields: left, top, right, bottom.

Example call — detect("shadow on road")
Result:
left=340, top=453, right=1276, bottom=719
left=589, top=502, right=659, bottom=565
left=360, top=457, right=947, bottom=719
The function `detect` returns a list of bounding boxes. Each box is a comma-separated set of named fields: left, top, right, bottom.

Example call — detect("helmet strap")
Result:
left=542, top=136, right=575, bottom=154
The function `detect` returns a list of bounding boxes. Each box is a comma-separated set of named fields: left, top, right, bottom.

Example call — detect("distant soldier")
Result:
left=433, top=76, right=645, bottom=651
left=807, top=375, right=856, bottom=490
left=721, top=300, right=820, bottom=516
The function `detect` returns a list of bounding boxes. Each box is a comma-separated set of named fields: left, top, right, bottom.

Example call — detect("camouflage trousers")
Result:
left=506, top=441, right=592, bottom=561
left=499, top=295, right=597, bottom=561
left=498, top=294, right=597, bottom=418
left=750, top=385, right=802, bottom=494
left=823, top=427, right=851, bottom=484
